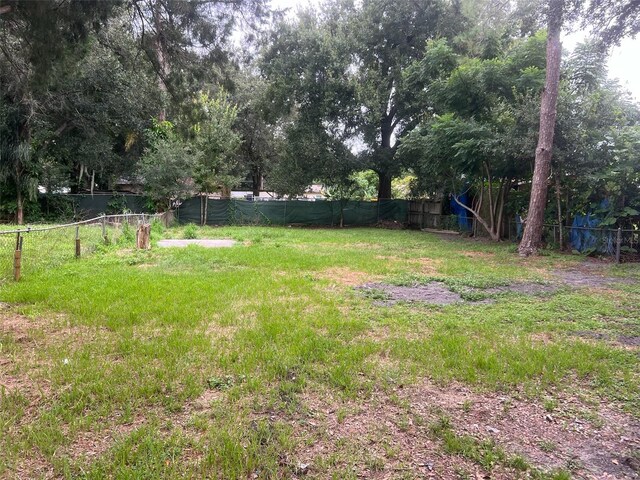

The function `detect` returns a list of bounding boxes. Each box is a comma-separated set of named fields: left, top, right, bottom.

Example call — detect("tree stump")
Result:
left=136, top=223, right=151, bottom=250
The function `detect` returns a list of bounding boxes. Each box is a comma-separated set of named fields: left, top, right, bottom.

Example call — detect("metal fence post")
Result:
left=13, top=231, right=22, bottom=281
left=75, top=226, right=81, bottom=258
left=615, top=227, right=622, bottom=264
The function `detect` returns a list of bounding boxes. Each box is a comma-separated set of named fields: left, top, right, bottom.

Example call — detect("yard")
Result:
left=0, top=226, right=639, bottom=479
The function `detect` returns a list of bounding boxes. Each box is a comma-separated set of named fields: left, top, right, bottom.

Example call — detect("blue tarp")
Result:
left=450, top=193, right=473, bottom=231
left=570, top=211, right=614, bottom=254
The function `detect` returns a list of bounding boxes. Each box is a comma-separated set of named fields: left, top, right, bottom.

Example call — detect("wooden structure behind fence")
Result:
left=408, top=200, right=443, bottom=229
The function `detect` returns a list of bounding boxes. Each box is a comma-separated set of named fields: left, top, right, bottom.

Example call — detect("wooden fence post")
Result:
left=615, top=227, right=622, bottom=264
left=13, top=232, right=22, bottom=281
left=136, top=223, right=151, bottom=250
left=75, top=226, right=81, bottom=258
left=102, top=215, right=108, bottom=244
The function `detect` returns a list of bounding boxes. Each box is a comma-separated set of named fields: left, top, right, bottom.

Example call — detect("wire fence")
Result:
left=412, top=213, right=638, bottom=263
left=0, top=213, right=164, bottom=284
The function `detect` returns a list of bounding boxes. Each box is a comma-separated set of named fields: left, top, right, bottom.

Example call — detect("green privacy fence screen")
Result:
left=176, top=198, right=409, bottom=226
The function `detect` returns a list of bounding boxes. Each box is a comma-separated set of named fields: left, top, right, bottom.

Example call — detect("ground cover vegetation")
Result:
left=1, top=0, right=639, bottom=253
left=0, top=226, right=639, bottom=478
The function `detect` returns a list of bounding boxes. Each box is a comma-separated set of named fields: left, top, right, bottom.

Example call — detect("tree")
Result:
left=34, top=16, right=163, bottom=194
left=552, top=41, right=640, bottom=234
left=190, top=90, right=241, bottom=223
left=518, top=0, right=640, bottom=255
left=232, top=74, right=279, bottom=197
left=138, top=120, right=199, bottom=210
left=518, top=0, right=565, bottom=255
left=129, top=0, right=270, bottom=118
left=262, top=0, right=464, bottom=199
left=400, top=35, right=546, bottom=240
left=0, top=0, right=119, bottom=222
left=268, top=113, right=357, bottom=201
left=0, top=97, right=38, bottom=224
left=585, top=0, right=640, bottom=45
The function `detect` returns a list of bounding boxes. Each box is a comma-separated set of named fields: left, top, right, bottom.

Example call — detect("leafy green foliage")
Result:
left=182, top=223, right=198, bottom=239
left=138, top=122, right=200, bottom=210
left=189, top=91, right=242, bottom=195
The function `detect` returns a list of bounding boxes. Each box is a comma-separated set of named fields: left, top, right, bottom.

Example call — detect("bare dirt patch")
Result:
left=293, top=388, right=485, bottom=479
left=552, top=268, right=635, bottom=289
left=356, top=262, right=638, bottom=306
left=357, top=281, right=558, bottom=306
left=62, top=416, right=146, bottom=462
left=0, top=304, right=43, bottom=341
left=359, top=282, right=463, bottom=305
left=289, top=380, right=639, bottom=479
left=571, top=330, right=640, bottom=349
left=10, top=449, right=55, bottom=480
left=404, top=380, right=640, bottom=479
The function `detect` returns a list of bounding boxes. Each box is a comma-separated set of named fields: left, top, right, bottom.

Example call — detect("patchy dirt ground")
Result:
left=358, top=282, right=464, bottom=305
left=356, top=263, right=636, bottom=306
left=406, top=381, right=640, bottom=479
left=294, top=387, right=488, bottom=479
left=551, top=268, right=635, bottom=289
left=571, top=330, right=640, bottom=348
left=292, top=381, right=640, bottom=479
left=357, top=281, right=558, bottom=306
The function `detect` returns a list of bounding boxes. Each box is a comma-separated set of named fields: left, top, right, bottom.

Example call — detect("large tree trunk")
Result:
left=152, top=0, right=170, bottom=120
left=376, top=115, right=395, bottom=200
left=377, top=171, right=392, bottom=200
left=518, top=0, right=564, bottom=256
left=251, top=170, right=262, bottom=197
left=16, top=190, right=24, bottom=225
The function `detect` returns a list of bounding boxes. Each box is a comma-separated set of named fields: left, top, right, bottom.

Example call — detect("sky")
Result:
left=270, top=0, right=640, bottom=101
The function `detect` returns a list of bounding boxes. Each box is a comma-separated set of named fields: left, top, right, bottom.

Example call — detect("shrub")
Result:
left=183, top=224, right=198, bottom=239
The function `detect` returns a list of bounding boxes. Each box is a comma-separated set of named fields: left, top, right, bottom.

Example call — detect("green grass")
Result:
left=0, top=226, right=638, bottom=478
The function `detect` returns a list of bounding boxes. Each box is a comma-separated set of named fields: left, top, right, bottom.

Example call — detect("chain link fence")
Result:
left=0, top=214, right=164, bottom=284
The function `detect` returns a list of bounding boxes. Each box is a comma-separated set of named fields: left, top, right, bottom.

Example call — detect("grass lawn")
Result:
left=1, top=225, right=639, bottom=479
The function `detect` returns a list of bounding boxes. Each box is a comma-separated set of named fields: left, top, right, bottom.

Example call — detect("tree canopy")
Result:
left=0, top=0, right=638, bottom=245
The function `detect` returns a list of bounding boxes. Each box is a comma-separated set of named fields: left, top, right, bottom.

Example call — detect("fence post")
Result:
left=13, top=232, right=22, bottom=281
left=102, top=215, right=108, bottom=244
left=75, top=226, right=81, bottom=258
left=615, top=227, right=622, bottom=264
left=283, top=200, right=287, bottom=226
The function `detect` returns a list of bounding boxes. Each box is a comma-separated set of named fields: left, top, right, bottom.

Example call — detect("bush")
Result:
left=118, top=222, right=136, bottom=245
left=150, top=218, right=165, bottom=240
left=183, top=224, right=198, bottom=239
